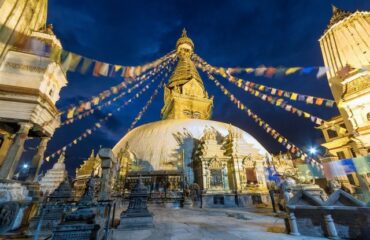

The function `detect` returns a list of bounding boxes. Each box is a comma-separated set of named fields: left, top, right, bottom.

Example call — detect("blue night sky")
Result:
left=20, top=0, right=370, bottom=176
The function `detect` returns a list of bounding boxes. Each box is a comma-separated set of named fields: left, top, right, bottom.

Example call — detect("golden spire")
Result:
left=168, top=29, right=203, bottom=88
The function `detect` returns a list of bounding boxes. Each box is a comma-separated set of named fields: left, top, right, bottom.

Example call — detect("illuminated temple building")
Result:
left=317, top=6, right=370, bottom=193
left=112, top=30, right=270, bottom=207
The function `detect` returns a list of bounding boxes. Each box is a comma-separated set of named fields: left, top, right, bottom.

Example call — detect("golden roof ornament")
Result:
left=176, top=28, right=194, bottom=49
left=327, top=5, right=352, bottom=30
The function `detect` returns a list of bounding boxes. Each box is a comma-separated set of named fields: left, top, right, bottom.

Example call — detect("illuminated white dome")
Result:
left=113, top=119, right=269, bottom=171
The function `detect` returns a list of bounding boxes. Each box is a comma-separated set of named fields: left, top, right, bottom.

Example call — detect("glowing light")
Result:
left=22, top=164, right=29, bottom=169
left=309, top=147, right=317, bottom=155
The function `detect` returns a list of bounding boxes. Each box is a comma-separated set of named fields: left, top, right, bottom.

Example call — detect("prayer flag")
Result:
left=255, top=66, right=267, bottom=76
left=245, top=68, right=254, bottom=73
left=290, top=93, right=298, bottom=100
left=301, top=67, right=314, bottom=74
left=285, top=67, right=301, bottom=75
left=61, top=52, right=72, bottom=72
left=67, top=107, right=76, bottom=119
left=306, top=96, right=314, bottom=104
left=68, top=53, right=82, bottom=72
left=265, top=67, right=277, bottom=78
left=325, top=100, right=335, bottom=107
left=316, top=67, right=328, bottom=78
left=315, top=98, right=324, bottom=106
left=80, top=58, right=93, bottom=74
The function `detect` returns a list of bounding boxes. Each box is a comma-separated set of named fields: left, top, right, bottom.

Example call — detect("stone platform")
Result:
left=111, top=206, right=326, bottom=240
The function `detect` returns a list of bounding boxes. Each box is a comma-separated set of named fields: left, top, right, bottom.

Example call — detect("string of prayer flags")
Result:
left=60, top=48, right=176, bottom=79
left=196, top=59, right=326, bottom=126
left=192, top=54, right=334, bottom=80
left=127, top=77, right=167, bottom=133
left=45, top=67, right=173, bottom=163
left=63, top=57, right=175, bottom=119
left=204, top=70, right=323, bottom=169
left=62, top=64, right=169, bottom=126
left=194, top=55, right=336, bottom=108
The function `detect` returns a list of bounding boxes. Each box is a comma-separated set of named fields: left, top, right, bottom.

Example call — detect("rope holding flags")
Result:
left=11, top=31, right=177, bottom=79
left=193, top=54, right=336, bottom=107
left=61, top=60, right=175, bottom=126
left=44, top=65, right=174, bottom=162
left=202, top=69, right=323, bottom=170
left=195, top=57, right=326, bottom=126
left=126, top=78, right=166, bottom=133
left=62, top=55, right=177, bottom=118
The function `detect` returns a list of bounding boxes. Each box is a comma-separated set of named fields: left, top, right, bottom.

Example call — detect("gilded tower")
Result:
left=319, top=6, right=370, bottom=157
left=161, top=29, right=213, bottom=120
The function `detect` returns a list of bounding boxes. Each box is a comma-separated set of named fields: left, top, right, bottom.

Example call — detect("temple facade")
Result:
left=113, top=30, right=270, bottom=207
left=318, top=6, right=370, bottom=196
left=0, top=0, right=67, bottom=180
left=318, top=6, right=370, bottom=157
left=73, top=150, right=102, bottom=199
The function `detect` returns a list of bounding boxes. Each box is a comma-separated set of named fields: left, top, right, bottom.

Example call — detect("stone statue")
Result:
left=327, top=179, right=341, bottom=193
left=278, top=177, right=296, bottom=211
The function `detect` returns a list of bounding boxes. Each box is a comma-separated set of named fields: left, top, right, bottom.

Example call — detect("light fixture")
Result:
left=309, top=147, right=317, bottom=155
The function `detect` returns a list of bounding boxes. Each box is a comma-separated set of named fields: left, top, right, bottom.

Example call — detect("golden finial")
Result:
left=331, top=4, right=338, bottom=14
left=176, top=28, right=194, bottom=49
left=182, top=28, right=187, bottom=37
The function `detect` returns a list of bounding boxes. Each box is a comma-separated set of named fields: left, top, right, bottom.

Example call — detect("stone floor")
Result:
left=111, top=206, right=326, bottom=240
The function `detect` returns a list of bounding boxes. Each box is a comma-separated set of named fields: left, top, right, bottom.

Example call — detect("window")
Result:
left=327, top=129, right=338, bottom=139
left=367, top=113, right=370, bottom=121
left=350, top=148, right=357, bottom=158
left=336, top=151, right=346, bottom=160
left=347, top=174, right=356, bottom=185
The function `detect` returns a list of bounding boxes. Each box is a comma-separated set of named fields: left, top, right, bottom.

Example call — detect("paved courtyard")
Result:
left=112, top=207, right=326, bottom=240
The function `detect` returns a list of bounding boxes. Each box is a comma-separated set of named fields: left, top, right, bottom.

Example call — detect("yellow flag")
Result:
left=67, top=107, right=76, bottom=119
left=290, top=93, right=298, bottom=100
left=114, top=65, right=122, bottom=72
left=245, top=68, right=254, bottom=73
left=303, top=112, right=310, bottom=118
left=237, top=79, right=243, bottom=87
left=276, top=99, right=283, bottom=106
left=285, top=67, right=301, bottom=75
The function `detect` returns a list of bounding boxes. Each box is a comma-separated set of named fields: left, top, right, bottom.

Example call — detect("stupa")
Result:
left=39, top=152, right=68, bottom=196
left=113, top=29, right=271, bottom=207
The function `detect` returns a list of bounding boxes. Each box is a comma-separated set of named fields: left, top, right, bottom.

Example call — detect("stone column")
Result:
left=26, top=137, right=50, bottom=182
left=324, top=214, right=339, bottom=239
left=288, top=212, right=300, bottom=236
left=0, top=133, right=14, bottom=167
left=98, top=148, right=115, bottom=201
left=0, top=123, right=32, bottom=180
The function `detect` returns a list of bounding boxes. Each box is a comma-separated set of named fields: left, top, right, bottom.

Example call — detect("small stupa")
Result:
left=39, top=152, right=68, bottom=196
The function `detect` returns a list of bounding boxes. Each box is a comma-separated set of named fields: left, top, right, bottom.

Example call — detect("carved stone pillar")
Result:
left=0, top=123, right=32, bottom=180
left=324, top=214, right=339, bottom=239
left=288, top=211, right=300, bottom=236
left=26, top=137, right=50, bottom=182
left=0, top=133, right=14, bottom=167
left=98, top=148, right=115, bottom=201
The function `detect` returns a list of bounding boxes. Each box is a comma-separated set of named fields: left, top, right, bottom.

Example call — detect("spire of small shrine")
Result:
left=327, top=5, right=352, bottom=29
